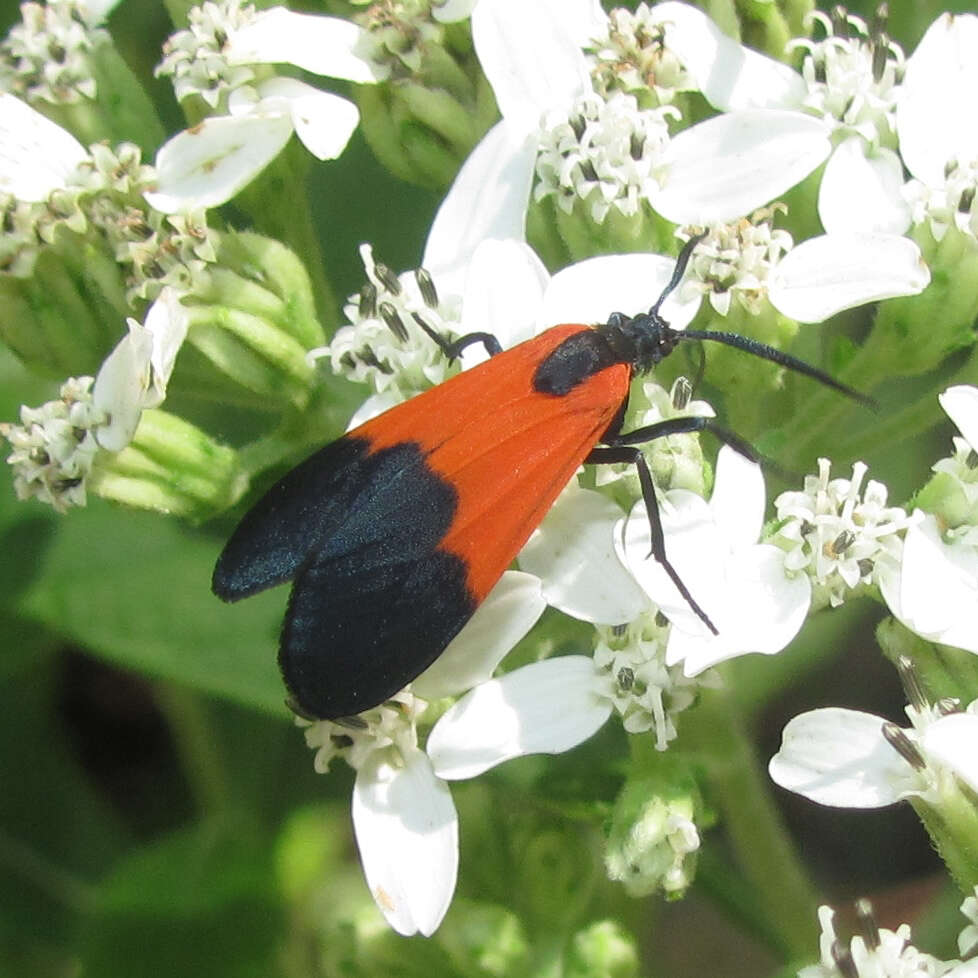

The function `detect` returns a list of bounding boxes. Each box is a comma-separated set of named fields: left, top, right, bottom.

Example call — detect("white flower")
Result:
left=880, top=386, right=978, bottom=654
left=769, top=700, right=978, bottom=809
left=0, top=92, right=87, bottom=201
left=148, top=3, right=386, bottom=213
left=0, top=0, right=121, bottom=105
left=772, top=458, right=914, bottom=610
left=1, top=288, right=189, bottom=510
left=800, top=903, right=949, bottom=978
left=93, top=288, right=190, bottom=452
left=301, top=571, right=546, bottom=936
left=683, top=211, right=929, bottom=323
left=427, top=0, right=832, bottom=287
left=649, top=3, right=910, bottom=236
left=617, top=446, right=810, bottom=675
left=895, top=14, right=978, bottom=242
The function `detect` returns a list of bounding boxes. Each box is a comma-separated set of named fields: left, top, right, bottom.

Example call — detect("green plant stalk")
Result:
left=682, top=686, right=818, bottom=959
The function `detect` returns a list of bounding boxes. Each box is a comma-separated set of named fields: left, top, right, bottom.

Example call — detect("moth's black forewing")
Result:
left=212, top=436, right=374, bottom=602
left=278, top=441, right=477, bottom=718
left=214, top=436, right=478, bottom=718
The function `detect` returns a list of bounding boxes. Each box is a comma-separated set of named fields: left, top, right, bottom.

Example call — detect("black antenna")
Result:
left=655, top=232, right=876, bottom=411
left=677, top=329, right=877, bottom=409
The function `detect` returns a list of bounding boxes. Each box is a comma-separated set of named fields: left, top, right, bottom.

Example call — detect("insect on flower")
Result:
left=212, top=236, right=871, bottom=719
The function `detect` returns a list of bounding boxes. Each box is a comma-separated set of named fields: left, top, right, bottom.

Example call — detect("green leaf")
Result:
left=80, top=820, right=281, bottom=978
left=17, top=501, right=288, bottom=716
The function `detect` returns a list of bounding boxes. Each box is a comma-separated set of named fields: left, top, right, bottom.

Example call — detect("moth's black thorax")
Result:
left=532, top=313, right=680, bottom=396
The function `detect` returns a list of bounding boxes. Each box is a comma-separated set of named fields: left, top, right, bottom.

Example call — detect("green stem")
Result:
left=684, top=685, right=819, bottom=960
left=154, top=684, right=230, bottom=819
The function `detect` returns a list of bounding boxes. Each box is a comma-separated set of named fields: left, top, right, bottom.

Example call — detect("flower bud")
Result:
left=180, top=232, right=325, bottom=410
left=566, top=920, right=639, bottom=978
left=605, top=775, right=702, bottom=899
left=91, top=409, right=243, bottom=519
left=355, top=12, right=496, bottom=189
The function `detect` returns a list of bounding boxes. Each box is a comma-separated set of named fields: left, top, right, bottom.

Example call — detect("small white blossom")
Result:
left=586, top=2, right=694, bottom=104
left=300, top=572, right=546, bottom=936
left=0, top=376, right=100, bottom=512
left=618, top=447, right=812, bottom=676
left=592, top=614, right=711, bottom=749
left=534, top=91, right=678, bottom=223
left=1, top=288, right=190, bottom=510
left=772, top=457, right=914, bottom=610
left=799, top=903, right=949, bottom=978
left=0, top=0, right=111, bottom=105
left=680, top=209, right=929, bottom=328
left=149, top=2, right=385, bottom=213
left=788, top=10, right=905, bottom=149
left=683, top=208, right=793, bottom=317
left=881, top=387, right=978, bottom=654
left=315, top=244, right=463, bottom=404
left=895, top=14, right=978, bottom=244
left=769, top=696, right=978, bottom=810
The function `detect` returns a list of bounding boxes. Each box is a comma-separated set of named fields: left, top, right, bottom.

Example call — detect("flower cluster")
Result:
left=2, top=0, right=978, bottom=968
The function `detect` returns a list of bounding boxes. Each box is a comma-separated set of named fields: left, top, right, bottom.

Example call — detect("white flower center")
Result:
left=683, top=209, right=793, bottom=317
left=773, top=457, right=913, bottom=609
left=534, top=91, right=678, bottom=225
left=0, top=0, right=105, bottom=105
left=586, top=3, right=691, bottom=104
left=592, top=617, right=705, bottom=750
left=789, top=9, right=905, bottom=149
left=1, top=376, right=102, bottom=512
left=904, top=157, right=978, bottom=244
left=301, top=688, right=427, bottom=774
left=317, top=244, right=461, bottom=398
left=156, top=0, right=259, bottom=108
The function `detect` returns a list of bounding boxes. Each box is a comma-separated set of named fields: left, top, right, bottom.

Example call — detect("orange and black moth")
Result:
left=212, top=237, right=869, bottom=720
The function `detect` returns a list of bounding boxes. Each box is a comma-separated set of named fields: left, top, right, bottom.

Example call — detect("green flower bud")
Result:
left=436, top=901, right=529, bottom=977
left=0, top=237, right=129, bottom=377
left=180, top=232, right=325, bottom=411
left=91, top=409, right=243, bottom=519
left=355, top=8, right=497, bottom=189
left=605, top=775, right=701, bottom=900
left=566, top=920, right=640, bottom=978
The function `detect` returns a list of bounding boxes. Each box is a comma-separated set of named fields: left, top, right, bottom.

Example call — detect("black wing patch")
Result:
left=213, top=438, right=477, bottom=719
left=213, top=436, right=375, bottom=602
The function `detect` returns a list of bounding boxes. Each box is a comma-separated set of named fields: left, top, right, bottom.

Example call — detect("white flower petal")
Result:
left=0, top=94, right=88, bottom=202
left=519, top=485, right=648, bottom=624
left=651, top=110, right=831, bottom=225
left=664, top=545, right=810, bottom=674
left=93, top=321, right=154, bottom=452
left=895, top=515, right=978, bottom=652
left=143, top=288, right=189, bottom=406
left=940, top=386, right=978, bottom=454
left=818, top=138, right=911, bottom=235
left=413, top=571, right=546, bottom=699
left=650, top=1, right=805, bottom=110
left=708, top=447, right=765, bottom=551
left=768, top=233, right=929, bottom=323
left=225, top=8, right=387, bottom=82
left=258, top=79, right=360, bottom=161
left=352, top=749, right=458, bottom=936
left=428, top=657, right=612, bottom=780
left=460, top=238, right=550, bottom=360
left=345, top=391, right=404, bottom=430
left=471, top=0, right=592, bottom=129
left=538, top=252, right=701, bottom=331
left=145, top=113, right=294, bottom=213
left=422, top=120, right=536, bottom=296
left=897, top=13, right=978, bottom=185
left=769, top=707, right=911, bottom=807
left=921, top=712, right=978, bottom=795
